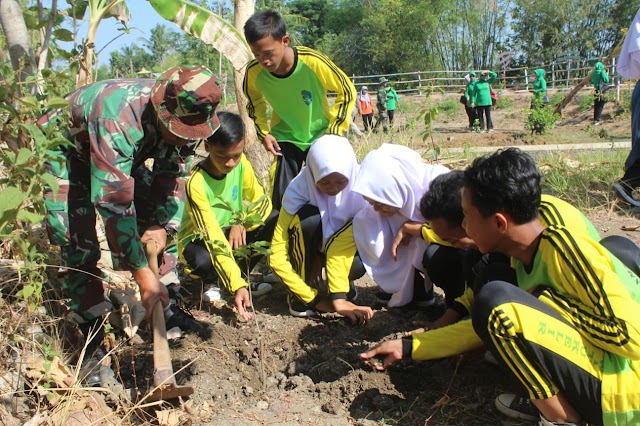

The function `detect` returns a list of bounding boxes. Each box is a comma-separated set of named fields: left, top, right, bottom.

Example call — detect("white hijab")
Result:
left=281, top=134, right=366, bottom=246
left=352, top=143, right=449, bottom=222
left=619, top=8, right=640, bottom=79
left=352, top=144, right=449, bottom=307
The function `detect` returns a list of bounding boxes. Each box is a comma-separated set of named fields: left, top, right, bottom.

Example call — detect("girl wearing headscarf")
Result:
left=356, top=86, right=374, bottom=132
left=530, top=68, right=548, bottom=108
left=269, top=135, right=374, bottom=324
left=592, top=62, right=610, bottom=125
left=463, top=71, right=477, bottom=130
left=352, top=144, right=449, bottom=308
left=469, top=70, right=498, bottom=132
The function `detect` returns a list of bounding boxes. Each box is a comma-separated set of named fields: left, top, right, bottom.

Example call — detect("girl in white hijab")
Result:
left=352, top=144, right=449, bottom=307
left=269, top=135, right=374, bottom=325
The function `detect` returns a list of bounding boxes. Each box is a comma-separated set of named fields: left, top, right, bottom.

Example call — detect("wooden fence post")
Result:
left=524, top=67, right=529, bottom=91
left=418, top=71, right=422, bottom=95
left=551, top=63, right=555, bottom=89
left=612, top=57, right=620, bottom=103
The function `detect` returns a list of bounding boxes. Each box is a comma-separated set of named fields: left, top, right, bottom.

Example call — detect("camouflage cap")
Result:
left=151, top=65, right=221, bottom=142
left=379, top=77, right=389, bottom=84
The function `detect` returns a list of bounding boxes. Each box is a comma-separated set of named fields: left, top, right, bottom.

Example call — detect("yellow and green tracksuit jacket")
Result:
left=269, top=209, right=357, bottom=303
left=243, top=46, right=356, bottom=150
left=411, top=193, right=601, bottom=363
left=178, top=155, right=271, bottom=293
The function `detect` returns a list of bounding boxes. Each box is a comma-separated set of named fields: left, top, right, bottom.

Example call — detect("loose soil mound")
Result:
left=4, top=89, right=639, bottom=426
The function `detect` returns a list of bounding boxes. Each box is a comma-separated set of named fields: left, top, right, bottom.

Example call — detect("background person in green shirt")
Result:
left=385, top=83, right=399, bottom=126
left=591, top=62, right=610, bottom=125
left=469, top=70, right=498, bottom=132
left=530, top=68, right=548, bottom=109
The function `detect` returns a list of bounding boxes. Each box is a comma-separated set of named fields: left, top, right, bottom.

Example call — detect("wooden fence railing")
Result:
left=350, top=58, right=634, bottom=101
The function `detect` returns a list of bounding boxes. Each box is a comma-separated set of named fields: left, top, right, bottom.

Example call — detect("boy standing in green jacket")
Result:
left=464, top=72, right=477, bottom=130
left=374, top=77, right=390, bottom=133
left=243, top=10, right=356, bottom=211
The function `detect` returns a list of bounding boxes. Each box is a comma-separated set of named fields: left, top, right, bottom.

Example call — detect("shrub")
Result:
left=0, top=64, right=72, bottom=310
left=549, top=92, right=564, bottom=106
left=496, top=95, right=514, bottom=110
left=616, top=88, right=633, bottom=120
left=525, top=100, right=559, bottom=134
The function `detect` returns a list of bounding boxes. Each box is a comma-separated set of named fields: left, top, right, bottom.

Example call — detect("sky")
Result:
left=79, top=2, right=166, bottom=61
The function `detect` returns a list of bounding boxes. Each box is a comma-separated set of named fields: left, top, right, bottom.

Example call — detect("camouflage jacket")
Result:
left=39, top=79, right=195, bottom=271
left=377, top=86, right=388, bottom=112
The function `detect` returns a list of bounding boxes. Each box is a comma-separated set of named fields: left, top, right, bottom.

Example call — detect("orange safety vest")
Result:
left=358, top=94, right=374, bottom=115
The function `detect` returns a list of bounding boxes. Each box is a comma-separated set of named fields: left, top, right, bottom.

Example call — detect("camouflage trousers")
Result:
left=44, top=148, right=179, bottom=324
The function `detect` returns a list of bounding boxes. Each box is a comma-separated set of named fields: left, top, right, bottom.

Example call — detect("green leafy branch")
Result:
left=417, top=86, right=442, bottom=161
left=0, top=65, right=72, bottom=311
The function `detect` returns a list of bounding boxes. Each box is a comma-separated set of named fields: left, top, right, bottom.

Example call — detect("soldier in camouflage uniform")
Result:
left=38, top=66, right=221, bottom=383
left=375, top=77, right=389, bottom=133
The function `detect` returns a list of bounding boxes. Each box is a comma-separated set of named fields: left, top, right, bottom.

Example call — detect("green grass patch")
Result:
left=615, top=88, right=632, bottom=120
left=549, top=92, right=564, bottom=106
left=437, top=97, right=462, bottom=119
left=577, top=94, right=594, bottom=112
left=536, top=150, right=626, bottom=210
left=496, top=95, right=515, bottom=110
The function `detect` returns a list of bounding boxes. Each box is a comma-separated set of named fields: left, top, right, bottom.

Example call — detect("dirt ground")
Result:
left=7, top=90, right=640, bottom=426
left=114, top=91, right=639, bottom=426
left=114, top=206, right=638, bottom=426
left=380, top=88, right=631, bottom=150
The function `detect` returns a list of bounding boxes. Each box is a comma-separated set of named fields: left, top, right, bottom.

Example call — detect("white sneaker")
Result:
left=203, top=286, right=222, bottom=302
left=250, top=281, right=273, bottom=297
left=287, top=295, right=317, bottom=317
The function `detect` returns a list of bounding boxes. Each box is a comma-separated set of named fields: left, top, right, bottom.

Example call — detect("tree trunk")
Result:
left=233, top=0, right=271, bottom=186
left=37, top=0, right=57, bottom=76
left=0, top=0, right=37, bottom=95
left=77, top=19, right=99, bottom=88
left=553, top=74, right=592, bottom=116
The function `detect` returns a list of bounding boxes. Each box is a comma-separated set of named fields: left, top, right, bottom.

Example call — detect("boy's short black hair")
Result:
left=244, top=10, right=287, bottom=44
left=420, top=171, right=464, bottom=226
left=206, top=111, right=245, bottom=147
left=463, top=148, right=541, bottom=224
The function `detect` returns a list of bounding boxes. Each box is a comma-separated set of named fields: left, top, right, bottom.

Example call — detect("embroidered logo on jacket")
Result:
left=301, top=90, right=312, bottom=105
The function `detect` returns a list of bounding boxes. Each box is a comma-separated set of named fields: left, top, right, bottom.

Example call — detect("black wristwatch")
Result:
left=401, top=336, right=413, bottom=359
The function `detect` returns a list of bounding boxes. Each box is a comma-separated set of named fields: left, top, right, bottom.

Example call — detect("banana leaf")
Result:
left=148, top=0, right=252, bottom=71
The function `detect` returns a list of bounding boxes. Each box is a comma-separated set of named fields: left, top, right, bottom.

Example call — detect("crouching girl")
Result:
left=269, top=135, right=374, bottom=325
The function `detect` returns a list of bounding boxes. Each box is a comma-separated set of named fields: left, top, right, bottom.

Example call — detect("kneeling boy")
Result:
left=178, top=112, right=277, bottom=321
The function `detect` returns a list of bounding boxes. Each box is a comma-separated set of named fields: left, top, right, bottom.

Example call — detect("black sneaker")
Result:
left=287, top=295, right=317, bottom=318
left=79, top=346, right=107, bottom=387
left=347, top=281, right=358, bottom=302
left=250, top=280, right=273, bottom=297
left=423, top=299, right=447, bottom=320
left=495, top=393, right=540, bottom=421
left=612, top=180, right=640, bottom=207
left=165, top=304, right=204, bottom=333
